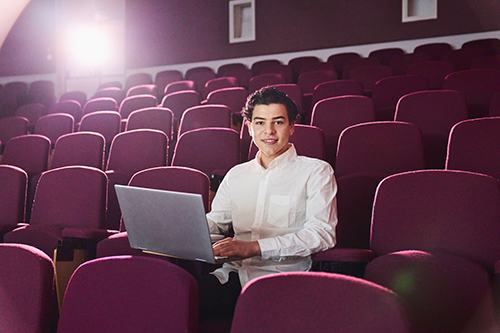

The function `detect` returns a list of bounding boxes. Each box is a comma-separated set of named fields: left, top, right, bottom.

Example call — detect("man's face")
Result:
left=248, top=103, right=294, bottom=167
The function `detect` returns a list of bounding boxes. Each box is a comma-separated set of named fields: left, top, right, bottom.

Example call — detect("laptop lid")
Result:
left=115, top=184, right=219, bottom=264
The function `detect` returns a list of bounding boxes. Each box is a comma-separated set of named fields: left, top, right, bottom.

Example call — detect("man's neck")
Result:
left=257, top=144, right=292, bottom=169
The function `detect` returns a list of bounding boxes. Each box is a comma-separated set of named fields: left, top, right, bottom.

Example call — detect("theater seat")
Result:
left=231, top=272, right=410, bottom=333
left=57, top=256, right=198, bottom=333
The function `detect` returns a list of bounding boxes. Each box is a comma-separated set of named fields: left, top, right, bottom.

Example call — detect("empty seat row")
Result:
left=0, top=242, right=417, bottom=333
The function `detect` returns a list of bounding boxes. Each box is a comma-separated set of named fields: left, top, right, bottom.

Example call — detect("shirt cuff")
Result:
left=207, top=219, right=222, bottom=234
left=257, top=238, right=280, bottom=260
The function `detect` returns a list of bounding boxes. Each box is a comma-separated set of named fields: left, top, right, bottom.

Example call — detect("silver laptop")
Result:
left=115, top=184, right=233, bottom=264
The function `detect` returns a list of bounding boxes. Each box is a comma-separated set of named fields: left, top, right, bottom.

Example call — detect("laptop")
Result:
left=114, top=184, right=235, bottom=264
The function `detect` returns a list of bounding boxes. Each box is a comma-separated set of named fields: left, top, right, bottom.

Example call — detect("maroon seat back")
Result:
left=154, top=70, right=183, bottom=98
left=342, top=57, right=381, bottom=79
left=406, top=60, right=454, bottom=90
left=0, top=165, right=27, bottom=227
left=335, top=172, right=383, bottom=249
left=205, top=87, right=247, bottom=115
left=365, top=250, right=499, bottom=333
left=59, top=91, right=87, bottom=108
left=311, top=95, right=375, bottom=167
left=26, top=80, right=56, bottom=108
left=1, top=134, right=51, bottom=177
left=327, top=52, right=361, bottom=78
left=51, top=132, right=105, bottom=170
left=106, top=129, right=168, bottom=174
left=371, top=170, right=500, bottom=270
left=92, top=87, right=124, bottom=104
left=299, top=61, right=336, bottom=75
left=489, top=91, right=500, bottom=117
left=389, top=52, right=430, bottom=75
left=49, top=100, right=82, bottom=124
left=442, top=48, right=485, bottom=71
left=471, top=55, right=500, bottom=70
left=119, top=94, right=157, bottom=120
left=414, top=42, right=452, bottom=60
left=260, top=64, right=293, bottom=83
left=247, top=73, right=286, bottom=94
left=288, top=56, right=320, bottom=81
left=78, top=111, right=121, bottom=147
left=124, top=73, right=153, bottom=93
left=34, top=113, right=74, bottom=147
left=369, top=47, right=405, bottom=66
left=29, top=166, right=107, bottom=230
left=0, top=116, right=28, bottom=153
left=178, top=104, right=232, bottom=136
left=348, top=65, right=392, bottom=96
left=204, top=77, right=239, bottom=99
left=219, top=67, right=253, bottom=89
left=231, top=272, right=410, bottom=333
left=446, top=117, right=500, bottom=180
left=335, top=121, right=425, bottom=179
left=0, top=244, right=57, bottom=333
left=161, top=90, right=201, bottom=121
left=372, top=75, right=429, bottom=120
left=57, top=256, right=198, bottom=333
left=297, top=70, right=338, bottom=95
left=443, top=69, right=500, bottom=118
left=125, top=107, right=174, bottom=141
left=16, top=103, right=46, bottom=130
left=311, top=79, right=364, bottom=109
left=82, top=97, right=118, bottom=117
left=164, top=80, right=197, bottom=95
left=185, top=68, right=216, bottom=94
left=462, top=38, right=500, bottom=56
left=217, top=63, right=247, bottom=77
left=126, top=84, right=157, bottom=98
left=395, top=90, right=468, bottom=168
left=172, top=128, right=240, bottom=177
left=251, top=59, right=281, bottom=76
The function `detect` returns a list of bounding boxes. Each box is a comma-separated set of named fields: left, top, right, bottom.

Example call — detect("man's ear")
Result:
left=289, top=122, right=295, bottom=135
left=246, top=119, right=253, bottom=137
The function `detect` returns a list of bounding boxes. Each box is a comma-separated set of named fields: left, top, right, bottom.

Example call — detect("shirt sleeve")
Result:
left=257, top=163, right=338, bottom=260
left=206, top=172, right=233, bottom=235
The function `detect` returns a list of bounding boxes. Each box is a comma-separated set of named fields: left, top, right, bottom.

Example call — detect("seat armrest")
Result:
left=62, top=228, right=119, bottom=240
left=312, top=248, right=375, bottom=263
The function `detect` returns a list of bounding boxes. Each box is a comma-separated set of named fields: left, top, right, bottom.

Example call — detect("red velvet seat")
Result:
left=231, top=272, right=410, bottom=333
left=395, top=90, right=468, bottom=168
left=4, top=166, right=112, bottom=257
left=57, top=256, right=198, bottom=333
left=311, top=95, right=375, bottom=167
left=0, top=244, right=58, bottom=333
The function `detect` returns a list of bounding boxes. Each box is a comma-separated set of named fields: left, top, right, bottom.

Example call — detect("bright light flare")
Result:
left=67, top=25, right=109, bottom=68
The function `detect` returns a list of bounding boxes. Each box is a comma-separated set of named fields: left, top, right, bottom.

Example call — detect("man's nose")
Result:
left=264, top=123, right=276, bottom=134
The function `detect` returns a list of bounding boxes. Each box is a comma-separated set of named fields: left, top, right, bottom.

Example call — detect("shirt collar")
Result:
left=256, top=144, right=297, bottom=170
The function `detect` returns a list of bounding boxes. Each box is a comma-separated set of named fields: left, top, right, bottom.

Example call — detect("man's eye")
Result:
left=255, top=121, right=263, bottom=125
left=275, top=121, right=283, bottom=125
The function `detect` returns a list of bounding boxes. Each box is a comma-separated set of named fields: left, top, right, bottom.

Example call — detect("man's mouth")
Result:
left=262, top=139, right=278, bottom=144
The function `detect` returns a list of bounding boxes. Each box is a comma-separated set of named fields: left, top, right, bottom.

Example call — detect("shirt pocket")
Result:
left=267, top=195, right=297, bottom=228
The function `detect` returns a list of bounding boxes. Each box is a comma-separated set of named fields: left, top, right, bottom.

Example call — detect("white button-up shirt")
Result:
left=207, top=145, right=338, bottom=287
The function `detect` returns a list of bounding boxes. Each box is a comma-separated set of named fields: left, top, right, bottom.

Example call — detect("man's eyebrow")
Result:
left=252, top=116, right=286, bottom=121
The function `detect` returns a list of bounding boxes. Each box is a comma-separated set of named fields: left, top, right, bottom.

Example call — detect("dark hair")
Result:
left=242, top=87, right=298, bottom=124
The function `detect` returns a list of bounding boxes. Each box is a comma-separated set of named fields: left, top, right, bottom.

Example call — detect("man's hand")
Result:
left=212, top=238, right=261, bottom=259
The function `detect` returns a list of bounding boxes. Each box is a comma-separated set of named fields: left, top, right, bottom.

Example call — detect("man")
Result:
left=198, top=87, right=337, bottom=321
